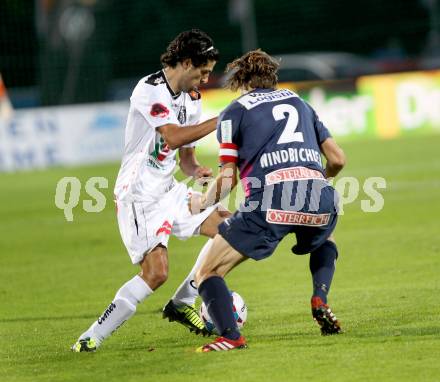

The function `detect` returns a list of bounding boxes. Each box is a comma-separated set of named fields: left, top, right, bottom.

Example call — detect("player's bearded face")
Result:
left=181, top=60, right=216, bottom=92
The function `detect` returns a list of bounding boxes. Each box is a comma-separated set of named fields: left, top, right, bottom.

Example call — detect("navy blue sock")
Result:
left=198, top=276, right=240, bottom=340
left=309, top=240, right=338, bottom=304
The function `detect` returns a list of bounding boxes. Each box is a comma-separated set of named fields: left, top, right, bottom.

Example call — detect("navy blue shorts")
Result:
left=218, top=184, right=338, bottom=260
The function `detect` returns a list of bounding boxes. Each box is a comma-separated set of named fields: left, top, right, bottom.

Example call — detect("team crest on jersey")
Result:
left=145, top=71, right=165, bottom=86
left=150, top=103, right=169, bottom=118
left=189, top=89, right=201, bottom=100
left=153, top=77, right=165, bottom=85
left=177, top=106, right=187, bottom=124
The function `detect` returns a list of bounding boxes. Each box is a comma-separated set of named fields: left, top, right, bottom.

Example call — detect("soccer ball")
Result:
left=199, top=291, right=247, bottom=334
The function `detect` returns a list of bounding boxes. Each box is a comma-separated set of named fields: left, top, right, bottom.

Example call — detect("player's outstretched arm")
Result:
left=157, top=117, right=217, bottom=150
left=203, top=162, right=238, bottom=208
left=178, top=147, right=213, bottom=180
left=320, top=138, right=346, bottom=178
left=189, top=163, right=238, bottom=214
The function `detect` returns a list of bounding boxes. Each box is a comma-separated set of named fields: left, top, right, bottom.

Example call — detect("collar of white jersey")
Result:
left=161, top=69, right=182, bottom=100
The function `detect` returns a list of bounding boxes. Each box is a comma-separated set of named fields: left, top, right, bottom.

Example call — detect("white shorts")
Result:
left=116, top=183, right=217, bottom=264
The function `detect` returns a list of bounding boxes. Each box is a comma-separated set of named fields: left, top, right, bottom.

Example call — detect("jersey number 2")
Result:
left=273, top=104, right=304, bottom=144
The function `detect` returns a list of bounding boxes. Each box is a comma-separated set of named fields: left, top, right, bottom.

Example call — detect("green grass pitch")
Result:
left=1, top=134, right=439, bottom=382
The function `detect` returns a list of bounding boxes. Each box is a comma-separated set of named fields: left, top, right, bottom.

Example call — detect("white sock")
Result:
left=79, top=275, right=153, bottom=347
left=171, top=239, right=213, bottom=306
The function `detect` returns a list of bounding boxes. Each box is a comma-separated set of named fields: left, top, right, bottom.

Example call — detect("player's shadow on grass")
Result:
left=350, top=326, right=440, bottom=338
left=252, top=331, right=318, bottom=341
left=0, top=311, right=152, bottom=323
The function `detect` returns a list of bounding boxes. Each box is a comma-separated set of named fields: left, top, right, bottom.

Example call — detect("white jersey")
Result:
left=114, top=70, right=202, bottom=202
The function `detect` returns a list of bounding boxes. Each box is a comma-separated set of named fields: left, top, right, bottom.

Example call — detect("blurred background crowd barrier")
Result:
left=0, top=0, right=439, bottom=171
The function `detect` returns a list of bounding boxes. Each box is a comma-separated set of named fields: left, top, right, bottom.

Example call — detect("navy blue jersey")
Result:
left=216, top=88, right=338, bottom=258
left=217, top=88, right=331, bottom=206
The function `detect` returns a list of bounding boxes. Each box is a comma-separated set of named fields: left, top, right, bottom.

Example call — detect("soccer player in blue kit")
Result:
left=189, top=49, right=346, bottom=352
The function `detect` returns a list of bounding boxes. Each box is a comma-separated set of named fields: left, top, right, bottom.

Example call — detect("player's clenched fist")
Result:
left=193, top=166, right=213, bottom=186
left=188, top=192, right=206, bottom=215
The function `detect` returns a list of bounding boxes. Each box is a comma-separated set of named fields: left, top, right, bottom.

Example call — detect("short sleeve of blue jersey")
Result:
left=308, top=104, right=331, bottom=144
left=216, top=103, right=244, bottom=164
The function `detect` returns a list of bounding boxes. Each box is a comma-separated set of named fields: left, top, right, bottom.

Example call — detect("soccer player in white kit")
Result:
left=72, top=30, right=226, bottom=352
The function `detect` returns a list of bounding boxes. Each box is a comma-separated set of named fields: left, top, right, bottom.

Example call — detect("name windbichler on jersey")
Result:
left=259, top=147, right=323, bottom=169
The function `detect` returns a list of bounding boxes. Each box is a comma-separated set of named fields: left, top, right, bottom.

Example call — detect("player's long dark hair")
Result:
left=225, top=49, right=279, bottom=91
left=160, top=29, right=219, bottom=68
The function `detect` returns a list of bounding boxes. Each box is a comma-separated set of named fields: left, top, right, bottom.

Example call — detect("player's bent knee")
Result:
left=195, top=267, right=218, bottom=287
left=194, top=268, right=205, bottom=286
left=138, top=246, right=169, bottom=290
left=217, top=209, right=232, bottom=219
left=152, top=269, right=168, bottom=288
left=200, top=210, right=226, bottom=238
left=195, top=254, right=220, bottom=285
left=314, top=240, right=339, bottom=260
left=140, top=267, right=168, bottom=290
left=199, top=222, right=218, bottom=238
left=327, top=234, right=336, bottom=244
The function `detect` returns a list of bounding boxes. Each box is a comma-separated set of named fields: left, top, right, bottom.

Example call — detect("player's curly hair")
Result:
left=225, top=49, right=279, bottom=91
left=161, top=29, right=220, bottom=68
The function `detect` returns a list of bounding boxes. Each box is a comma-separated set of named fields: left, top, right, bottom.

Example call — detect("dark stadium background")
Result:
left=0, top=0, right=438, bottom=106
